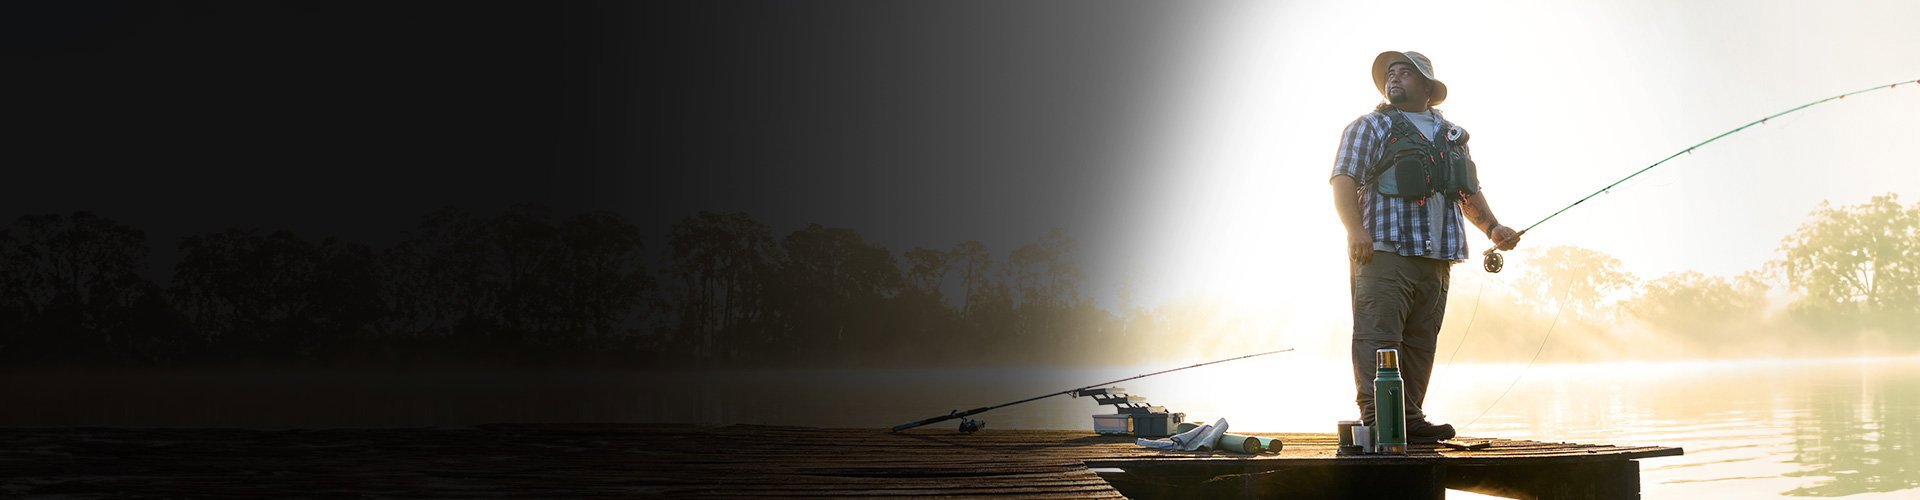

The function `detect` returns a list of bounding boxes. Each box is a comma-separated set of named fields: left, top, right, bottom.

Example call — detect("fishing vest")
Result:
left=1364, top=109, right=1480, bottom=201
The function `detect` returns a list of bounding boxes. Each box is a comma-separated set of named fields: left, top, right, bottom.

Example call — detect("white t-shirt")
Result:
left=1403, top=109, right=1442, bottom=142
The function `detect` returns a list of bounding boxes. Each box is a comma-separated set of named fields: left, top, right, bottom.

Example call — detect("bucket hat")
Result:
left=1372, top=51, right=1448, bottom=106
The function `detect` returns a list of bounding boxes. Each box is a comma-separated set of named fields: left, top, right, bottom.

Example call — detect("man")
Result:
left=1329, top=51, right=1520, bottom=443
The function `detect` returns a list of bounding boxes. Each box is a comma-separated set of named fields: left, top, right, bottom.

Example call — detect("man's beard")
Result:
left=1387, top=89, right=1415, bottom=105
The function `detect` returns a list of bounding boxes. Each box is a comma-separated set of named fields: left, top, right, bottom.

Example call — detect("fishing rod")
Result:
left=889, top=348, right=1293, bottom=432
left=1481, top=77, right=1920, bottom=273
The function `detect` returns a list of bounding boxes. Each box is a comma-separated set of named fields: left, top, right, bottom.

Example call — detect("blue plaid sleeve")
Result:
left=1331, top=113, right=1385, bottom=184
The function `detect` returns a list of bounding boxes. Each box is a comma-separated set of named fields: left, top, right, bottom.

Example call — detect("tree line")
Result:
left=1442, top=193, right=1920, bottom=360
left=0, top=206, right=1119, bottom=369
left=2, top=194, right=1915, bottom=369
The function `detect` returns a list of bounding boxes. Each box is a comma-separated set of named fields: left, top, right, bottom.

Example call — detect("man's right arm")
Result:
left=1331, top=175, right=1372, bottom=265
left=1331, top=114, right=1380, bottom=266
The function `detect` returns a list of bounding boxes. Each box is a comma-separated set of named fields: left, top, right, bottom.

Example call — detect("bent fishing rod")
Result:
left=1480, top=77, right=1920, bottom=273
left=889, top=348, right=1293, bottom=432
left=1449, top=78, right=1920, bottom=433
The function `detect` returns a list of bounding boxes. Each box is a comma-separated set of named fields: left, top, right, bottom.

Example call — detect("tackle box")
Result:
left=1093, top=413, right=1132, bottom=435
left=1082, top=386, right=1184, bottom=437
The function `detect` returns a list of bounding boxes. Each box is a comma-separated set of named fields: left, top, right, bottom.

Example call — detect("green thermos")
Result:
left=1373, top=348, right=1408, bottom=455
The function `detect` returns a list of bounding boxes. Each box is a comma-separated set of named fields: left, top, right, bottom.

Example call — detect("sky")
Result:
left=5, top=1, right=606, bottom=250
left=5, top=0, right=1918, bottom=330
left=3, top=1, right=1200, bottom=286
left=1124, top=0, right=1920, bottom=344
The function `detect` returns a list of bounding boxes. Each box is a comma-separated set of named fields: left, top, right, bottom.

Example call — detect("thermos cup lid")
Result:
left=1376, top=348, right=1399, bottom=369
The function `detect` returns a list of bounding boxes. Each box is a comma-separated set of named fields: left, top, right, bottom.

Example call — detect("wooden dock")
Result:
left=0, top=423, right=1680, bottom=498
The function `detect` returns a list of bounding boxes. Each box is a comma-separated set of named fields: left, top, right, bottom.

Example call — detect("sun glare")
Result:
left=1128, top=0, right=1920, bottom=365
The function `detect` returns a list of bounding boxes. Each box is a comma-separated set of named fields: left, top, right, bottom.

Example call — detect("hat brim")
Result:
left=1372, top=51, right=1447, bottom=106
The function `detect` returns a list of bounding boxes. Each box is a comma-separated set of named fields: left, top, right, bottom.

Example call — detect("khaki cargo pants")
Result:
left=1350, top=251, right=1450, bottom=426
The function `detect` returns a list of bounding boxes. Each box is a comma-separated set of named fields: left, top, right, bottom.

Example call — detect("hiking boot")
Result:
left=1406, top=420, right=1456, bottom=444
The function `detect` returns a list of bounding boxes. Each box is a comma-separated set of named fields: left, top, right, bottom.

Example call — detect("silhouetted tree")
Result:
left=485, top=205, right=568, bottom=347
left=0, top=212, right=163, bottom=365
left=665, top=212, right=776, bottom=361
left=1005, top=228, right=1084, bottom=309
left=766, top=224, right=903, bottom=362
left=0, top=206, right=1159, bottom=368
left=375, top=207, right=495, bottom=350
left=888, top=246, right=961, bottom=363
left=373, top=205, right=660, bottom=364
left=948, top=240, right=1014, bottom=354
left=1003, top=229, right=1092, bottom=358
left=553, top=210, right=660, bottom=346
left=170, top=229, right=378, bottom=361
left=950, top=240, right=996, bottom=317
left=902, top=247, right=951, bottom=301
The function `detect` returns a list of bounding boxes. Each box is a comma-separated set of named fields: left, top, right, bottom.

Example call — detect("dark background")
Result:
left=5, top=0, right=1198, bottom=277
left=0, top=1, right=1218, bottom=431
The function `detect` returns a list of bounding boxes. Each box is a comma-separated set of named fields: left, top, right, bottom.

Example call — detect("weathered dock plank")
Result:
left=0, top=424, right=1679, bottom=498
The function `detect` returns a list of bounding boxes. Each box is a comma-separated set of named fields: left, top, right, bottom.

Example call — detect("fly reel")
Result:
left=1482, top=249, right=1504, bottom=273
left=1483, top=227, right=1522, bottom=273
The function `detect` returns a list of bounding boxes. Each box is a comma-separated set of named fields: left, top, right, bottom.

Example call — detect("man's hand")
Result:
left=1489, top=224, right=1520, bottom=251
left=1463, top=193, right=1519, bottom=251
left=1331, top=175, right=1371, bottom=265
left=1348, top=231, right=1374, bottom=264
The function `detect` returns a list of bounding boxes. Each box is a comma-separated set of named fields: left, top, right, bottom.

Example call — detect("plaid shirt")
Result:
left=1330, top=109, right=1473, bottom=262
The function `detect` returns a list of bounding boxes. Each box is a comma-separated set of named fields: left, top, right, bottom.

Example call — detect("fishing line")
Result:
left=1481, top=78, right=1920, bottom=272
left=1440, top=279, right=1489, bottom=370
left=1458, top=280, right=1573, bottom=433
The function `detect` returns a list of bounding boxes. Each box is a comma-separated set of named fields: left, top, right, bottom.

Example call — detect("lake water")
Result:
left=4, top=356, right=1914, bottom=498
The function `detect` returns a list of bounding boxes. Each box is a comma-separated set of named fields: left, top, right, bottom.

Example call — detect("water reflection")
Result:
left=1781, top=362, right=1917, bottom=496
left=1423, top=358, right=1917, bottom=499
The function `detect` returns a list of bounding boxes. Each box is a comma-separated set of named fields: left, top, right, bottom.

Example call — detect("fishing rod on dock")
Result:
left=889, top=348, right=1293, bottom=433
left=1480, top=78, right=1920, bottom=274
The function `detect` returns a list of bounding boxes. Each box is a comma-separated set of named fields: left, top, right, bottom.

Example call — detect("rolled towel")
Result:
left=1137, top=421, right=1213, bottom=450
left=1186, top=418, right=1229, bottom=451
